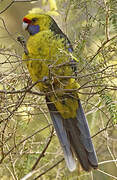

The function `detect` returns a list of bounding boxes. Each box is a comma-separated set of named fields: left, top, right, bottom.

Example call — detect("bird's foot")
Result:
left=42, top=76, right=49, bottom=82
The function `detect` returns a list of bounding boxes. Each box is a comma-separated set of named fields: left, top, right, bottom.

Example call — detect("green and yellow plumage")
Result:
left=22, top=13, right=98, bottom=171
left=23, top=13, right=79, bottom=118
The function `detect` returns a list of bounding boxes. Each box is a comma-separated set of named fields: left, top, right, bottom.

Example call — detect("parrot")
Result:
left=22, top=13, right=98, bottom=172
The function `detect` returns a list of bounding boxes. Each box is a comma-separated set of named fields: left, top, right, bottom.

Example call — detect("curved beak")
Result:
left=22, top=22, right=28, bottom=30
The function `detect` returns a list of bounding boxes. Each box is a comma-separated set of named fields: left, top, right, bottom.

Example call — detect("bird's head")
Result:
left=22, top=13, right=52, bottom=35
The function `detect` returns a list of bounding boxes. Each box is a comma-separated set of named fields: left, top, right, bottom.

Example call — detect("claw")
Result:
left=17, top=35, right=29, bottom=55
left=42, top=76, right=49, bottom=82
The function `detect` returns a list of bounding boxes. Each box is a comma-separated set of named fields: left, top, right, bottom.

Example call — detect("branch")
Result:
left=99, top=159, right=117, bottom=165
left=97, top=169, right=117, bottom=179
left=79, top=34, right=117, bottom=73
left=31, top=127, right=54, bottom=170
left=33, top=158, right=64, bottom=180
left=0, top=92, right=27, bottom=124
left=0, top=0, right=38, bottom=14
left=0, top=1, right=14, bottom=14
left=0, top=79, right=45, bottom=96
left=91, top=117, right=114, bottom=138
left=104, top=0, right=110, bottom=40
left=0, top=17, right=17, bottom=42
left=21, top=158, right=64, bottom=180
left=0, top=124, right=52, bottom=164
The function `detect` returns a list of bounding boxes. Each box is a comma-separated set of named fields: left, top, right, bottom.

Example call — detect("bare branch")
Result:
left=32, top=127, right=54, bottom=170
left=0, top=124, right=52, bottom=164
left=33, top=158, right=64, bottom=180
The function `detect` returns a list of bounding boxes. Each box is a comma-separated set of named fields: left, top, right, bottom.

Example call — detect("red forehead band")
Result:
left=23, top=17, right=32, bottom=24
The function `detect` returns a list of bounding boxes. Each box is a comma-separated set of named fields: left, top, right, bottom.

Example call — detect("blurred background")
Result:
left=0, top=0, right=117, bottom=179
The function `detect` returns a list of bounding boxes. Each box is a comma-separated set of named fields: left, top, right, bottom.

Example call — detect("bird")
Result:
left=22, top=12, right=98, bottom=172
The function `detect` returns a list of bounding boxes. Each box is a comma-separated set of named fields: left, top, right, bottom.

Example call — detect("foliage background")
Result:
left=0, top=0, right=117, bottom=179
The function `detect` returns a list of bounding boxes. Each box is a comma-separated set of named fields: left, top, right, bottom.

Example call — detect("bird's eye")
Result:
left=32, top=18, right=38, bottom=23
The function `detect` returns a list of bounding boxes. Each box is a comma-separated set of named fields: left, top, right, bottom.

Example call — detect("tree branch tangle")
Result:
left=0, top=0, right=117, bottom=179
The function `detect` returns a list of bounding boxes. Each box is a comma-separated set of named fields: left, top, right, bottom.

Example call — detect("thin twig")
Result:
left=91, top=117, right=114, bottom=138
left=32, top=127, right=54, bottom=170
left=104, top=0, right=110, bottom=40
left=99, top=159, right=117, bottom=165
left=97, top=168, right=117, bottom=179
left=33, top=158, right=64, bottom=180
left=0, top=0, right=38, bottom=14
left=0, top=124, right=52, bottom=164
left=79, top=34, right=117, bottom=73
left=0, top=1, right=14, bottom=14
left=0, top=17, right=17, bottom=42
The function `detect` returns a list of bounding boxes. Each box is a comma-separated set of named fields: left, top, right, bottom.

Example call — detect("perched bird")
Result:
left=22, top=13, right=98, bottom=172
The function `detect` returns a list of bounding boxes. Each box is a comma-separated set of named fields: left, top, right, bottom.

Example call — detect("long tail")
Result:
left=46, top=97, right=98, bottom=171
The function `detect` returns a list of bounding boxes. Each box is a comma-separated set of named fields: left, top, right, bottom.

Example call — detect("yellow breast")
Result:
left=22, top=30, right=79, bottom=118
left=23, top=30, right=72, bottom=91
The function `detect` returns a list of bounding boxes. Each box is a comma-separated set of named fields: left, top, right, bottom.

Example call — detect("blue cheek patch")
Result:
left=28, top=25, right=40, bottom=35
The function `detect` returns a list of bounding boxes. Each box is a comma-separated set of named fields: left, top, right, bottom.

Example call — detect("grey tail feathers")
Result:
left=46, top=97, right=98, bottom=171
